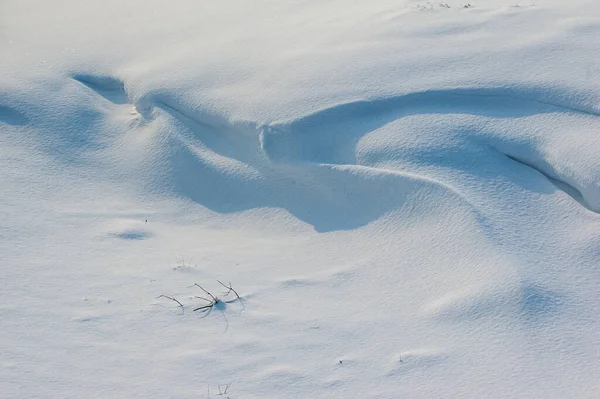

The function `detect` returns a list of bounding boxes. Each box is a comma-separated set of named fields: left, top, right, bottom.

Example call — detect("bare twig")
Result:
left=191, top=283, right=222, bottom=312
left=194, top=304, right=214, bottom=311
left=218, top=383, right=231, bottom=395
left=217, top=280, right=241, bottom=301
left=164, top=281, right=242, bottom=318
left=156, top=295, right=183, bottom=307
left=195, top=301, right=220, bottom=312
left=218, top=280, right=245, bottom=312
left=193, top=283, right=218, bottom=302
left=194, top=296, right=213, bottom=303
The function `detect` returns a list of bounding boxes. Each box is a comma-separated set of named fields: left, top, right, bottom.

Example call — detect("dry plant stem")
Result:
left=192, top=283, right=219, bottom=312
left=193, top=283, right=218, bottom=302
left=156, top=295, right=183, bottom=307
left=195, top=296, right=213, bottom=303
left=194, top=304, right=214, bottom=312
left=218, top=383, right=231, bottom=395
left=217, top=280, right=241, bottom=301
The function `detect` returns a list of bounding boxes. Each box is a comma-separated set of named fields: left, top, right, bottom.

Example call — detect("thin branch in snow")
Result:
left=193, top=283, right=218, bottom=302
left=156, top=295, right=183, bottom=307
left=217, top=280, right=241, bottom=301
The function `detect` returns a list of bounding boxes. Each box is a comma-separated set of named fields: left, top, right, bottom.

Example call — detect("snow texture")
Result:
left=1, top=1, right=600, bottom=398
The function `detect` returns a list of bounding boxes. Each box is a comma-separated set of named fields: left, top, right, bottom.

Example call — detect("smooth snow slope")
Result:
left=2, top=1, right=600, bottom=398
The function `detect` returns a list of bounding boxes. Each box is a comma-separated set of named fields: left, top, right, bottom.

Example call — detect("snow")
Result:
left=2, top=1, right=600, bottom=398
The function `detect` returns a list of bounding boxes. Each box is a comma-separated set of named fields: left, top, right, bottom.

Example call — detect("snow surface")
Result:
left=2, top=0, right=600, bottom=398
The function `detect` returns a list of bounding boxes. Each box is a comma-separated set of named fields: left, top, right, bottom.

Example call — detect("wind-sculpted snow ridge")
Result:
left=73, top=74, right=130, bottom=105
left=501, top=152, right=600, bottom=214
left=261, top=87, right=600, bottom=217
left=65, top=75, right=600, bottom=231
left=423, top=281, right=565, bottom=323
left=261, top=87, right=600, bottom=162
left=159, top=104, right=483, bottom=233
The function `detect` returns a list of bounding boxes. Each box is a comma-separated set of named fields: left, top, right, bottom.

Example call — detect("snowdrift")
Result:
left=2, top=1, right=600, bottom=398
